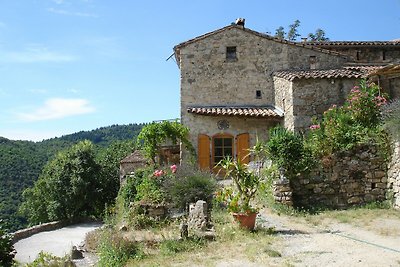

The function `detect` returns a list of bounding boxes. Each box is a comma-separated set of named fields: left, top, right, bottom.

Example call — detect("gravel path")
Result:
left=14, top=222, right=102, bottom=264
left=258, top=209, right=400, bottom=267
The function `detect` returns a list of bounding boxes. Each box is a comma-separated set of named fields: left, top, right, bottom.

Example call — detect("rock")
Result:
left=179, top=221, right=188, bottom=239
left=71, top=246, right=84, bottom=259
left=119, top=225, right=128, bottom=231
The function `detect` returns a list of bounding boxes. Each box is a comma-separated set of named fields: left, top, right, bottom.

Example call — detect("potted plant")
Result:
left=216, top=157, right=260, bottom=230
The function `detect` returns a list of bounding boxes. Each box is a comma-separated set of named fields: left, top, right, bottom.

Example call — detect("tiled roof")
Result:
left=273, top=66, right=384, bottom=81
left=173, top=25, right=347, bottom=62
left=120, top=150, right=146, bottom=164
left=187, top=106, right=283, bottom=118
left=305, top=41, right=400, bottom=47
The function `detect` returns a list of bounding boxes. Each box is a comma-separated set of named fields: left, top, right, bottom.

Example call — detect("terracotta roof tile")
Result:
left=273, top=66, right=384, bottom=81
left=187, top=106, right=283, bottom=118
left=305, top=41, right=400, bottom=47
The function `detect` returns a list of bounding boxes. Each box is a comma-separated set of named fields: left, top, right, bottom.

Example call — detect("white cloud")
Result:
left=47, top=7, right=98, bottom=18
left=1, top=44, right=77, bottom=63
left=17, top=98, right=95, bottom=122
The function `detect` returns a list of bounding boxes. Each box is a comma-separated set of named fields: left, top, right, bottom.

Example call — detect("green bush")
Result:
left=307, top=80, right=388, bottom=157
left=266, top=126, right=314, bottom=179
left=162, top=165, right=217, bottom=210
left=98, top=230, right=142, bottom=267
left=0, top=220, right=15, bottom=267
left=25, top=251, right=74, bottom=267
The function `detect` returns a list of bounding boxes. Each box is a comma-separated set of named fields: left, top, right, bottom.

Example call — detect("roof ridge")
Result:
left=173, top=24, right=347, bottom=62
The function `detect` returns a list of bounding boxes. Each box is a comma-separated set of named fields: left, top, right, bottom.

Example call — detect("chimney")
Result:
left=235, top=18, right=245, bottom=27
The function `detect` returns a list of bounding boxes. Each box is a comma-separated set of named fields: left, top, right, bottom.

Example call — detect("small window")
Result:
left=226, top=46, right=237, bottom=60
left=309, top=56, right=317, bottom=69
left=256, top=90, right=262, bottom=99
left=382, top=50, right=386, bottom=61
left=356, top=50, right=361, bottom=61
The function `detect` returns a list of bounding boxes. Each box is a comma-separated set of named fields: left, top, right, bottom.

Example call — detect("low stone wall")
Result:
left=388, top=141, right=400, bottom=209
left=274, top=145, right=388, bottom=209
left=12, top=221, right=64, bottom=243
left=11, top=217, right=101, bottom=243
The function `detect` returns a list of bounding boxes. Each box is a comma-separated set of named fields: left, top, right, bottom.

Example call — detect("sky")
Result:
left=0, top=0, right=399, bottom=141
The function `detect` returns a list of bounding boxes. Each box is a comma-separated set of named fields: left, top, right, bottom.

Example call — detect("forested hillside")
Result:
left=0, top=123, right=143, bottom=231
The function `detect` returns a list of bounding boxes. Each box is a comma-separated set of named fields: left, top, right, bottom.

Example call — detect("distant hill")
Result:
left=0, top=123, right=143, bottom=232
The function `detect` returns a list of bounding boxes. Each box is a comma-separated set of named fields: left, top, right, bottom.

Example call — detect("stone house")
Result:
left=173, top=19, right=400, bottom=172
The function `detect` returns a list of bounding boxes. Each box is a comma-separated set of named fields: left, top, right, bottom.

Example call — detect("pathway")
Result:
left=14, top=222, right=102, bottom=264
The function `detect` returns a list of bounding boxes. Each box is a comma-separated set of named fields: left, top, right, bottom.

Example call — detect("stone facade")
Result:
left=273, top=145, right=387, bottom=209
left=388, top=141, right=400, bottom=209
left=174, top=22, right=400, bottom=170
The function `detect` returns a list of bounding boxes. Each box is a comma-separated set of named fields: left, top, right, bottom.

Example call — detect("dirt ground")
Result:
left=248, top=208, right=400, bottom=267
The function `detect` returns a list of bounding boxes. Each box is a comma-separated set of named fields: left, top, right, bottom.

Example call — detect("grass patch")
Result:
left=159, top=238, right=206, bottom=255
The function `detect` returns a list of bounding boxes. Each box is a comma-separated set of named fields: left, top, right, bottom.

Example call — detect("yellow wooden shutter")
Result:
left=198, top=134, right=210, bottom=170
left=236, top=133, right=250, bottom=164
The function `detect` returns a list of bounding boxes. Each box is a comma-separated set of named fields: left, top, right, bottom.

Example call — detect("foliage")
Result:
left=307, top=80, right=388, bottom=158
left=127, top=204, right=159, bottom=230
left=25, top=251, right=74, bottom=267
left=0, top=220, right=15, bottom=267
left=137, top=121, right=194, bottom=164
left=98, top=230, right=142, bottom=267
left=265, top=126, right=314, bottom=179
left=20, top=141, right=104, bottom=224
left=135, top=177, right=166, bottom=205
left=0, top=123, right=142, bottom=231
left=308, top=29, right=329, bottom=41
left=287, top=19, right=301, bottom=41
left=382, top=99, right=400, bottom=140
left=96, top=139, right=136, bottom=207
left=216, top=158, right=260, bottom=213
left=162, top=165, right=217, bottom=210
left=274, top=20, right=330, bottom=41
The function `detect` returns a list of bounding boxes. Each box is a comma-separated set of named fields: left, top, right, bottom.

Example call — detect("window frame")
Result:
left=212, top=133, right=234, bottom=167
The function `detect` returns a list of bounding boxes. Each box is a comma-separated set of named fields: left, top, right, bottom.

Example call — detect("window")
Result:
left=226, top=46, right=237, bottom=60
left=382, top=50, right=386, bottom=61
left=309, top=56, right=317, bottom=69
left=213, top=135, right=233, bottom=166
left=256, top=90, right=262, bottom=99
left=356, top=50, right=361, bottom=61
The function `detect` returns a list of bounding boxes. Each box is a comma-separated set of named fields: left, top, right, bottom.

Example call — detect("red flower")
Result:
left=170, top=164, right=177, bottom=173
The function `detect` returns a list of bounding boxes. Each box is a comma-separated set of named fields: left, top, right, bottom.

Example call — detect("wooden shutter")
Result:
left=236, top=133, right=250, bottom=164
left=198, top=134, right=211, bottom=170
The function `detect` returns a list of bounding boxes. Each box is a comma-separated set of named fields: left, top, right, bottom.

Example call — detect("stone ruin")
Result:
left=182, top=200, right=215, bottom=240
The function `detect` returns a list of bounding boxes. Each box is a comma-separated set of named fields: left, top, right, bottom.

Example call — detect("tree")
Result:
left=137, top=121, right=193, bottom=164
left=274, top=26, right=286, bottom=39
left=96, top=139, right=136, bottom=206
left=274, top=20, right=329, bottom=42
left=308, top=29, right=330, bottom=41
left=287, top=19, right=301, bottom=41
left=0, top=220, right=15, bottom=267
left=20, top=141, right=103, bottom=224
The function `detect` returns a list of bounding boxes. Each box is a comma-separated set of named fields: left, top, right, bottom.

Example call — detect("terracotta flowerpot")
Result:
left=232, top=212, right=257, bottom=230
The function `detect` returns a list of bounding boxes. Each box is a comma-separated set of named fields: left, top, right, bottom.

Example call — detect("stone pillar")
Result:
left=273, top=178, right=293, bottom=206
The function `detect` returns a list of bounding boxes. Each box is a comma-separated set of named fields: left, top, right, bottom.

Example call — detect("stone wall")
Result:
left=274, top=145, right=387, bottom=209
left=179, top=25, right=346, bottom=163
left=291, top=78, right=358, bottom=131
left=388, top=141, right=400, bottom=209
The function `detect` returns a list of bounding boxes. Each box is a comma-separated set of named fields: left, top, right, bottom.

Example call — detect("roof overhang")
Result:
left=187, top=106, right=283, bottom=119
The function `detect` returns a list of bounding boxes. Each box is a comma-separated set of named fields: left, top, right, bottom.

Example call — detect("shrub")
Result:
left=382, top=99, right=400, bottom=140
left=0, top=220, right=15, bottom=267
left=25, top=251, right=74, bottom=267
left=163, top=165, right=217, bottom=210
left=307, top=80, right=388, bottom=158
left=266, top=126, right=314, bottom=179
left=159, top=238, right=206, bottom=256
left=135, top=177, right=166, bottom=204
left=98, top=230, right=142, bottom=267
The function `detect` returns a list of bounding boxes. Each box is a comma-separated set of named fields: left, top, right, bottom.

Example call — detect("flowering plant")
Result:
left=216, top=157, right=260, bottom=214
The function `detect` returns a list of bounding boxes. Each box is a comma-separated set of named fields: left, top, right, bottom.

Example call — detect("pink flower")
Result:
left=170, top=164, right=177, bottom=173
left=309, top=124, right=320, bottom=130
left=153, top=170, right=164, bottom=177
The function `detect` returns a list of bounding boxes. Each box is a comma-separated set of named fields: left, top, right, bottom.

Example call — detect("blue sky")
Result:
left=0, top=0, right=399, bottom=141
